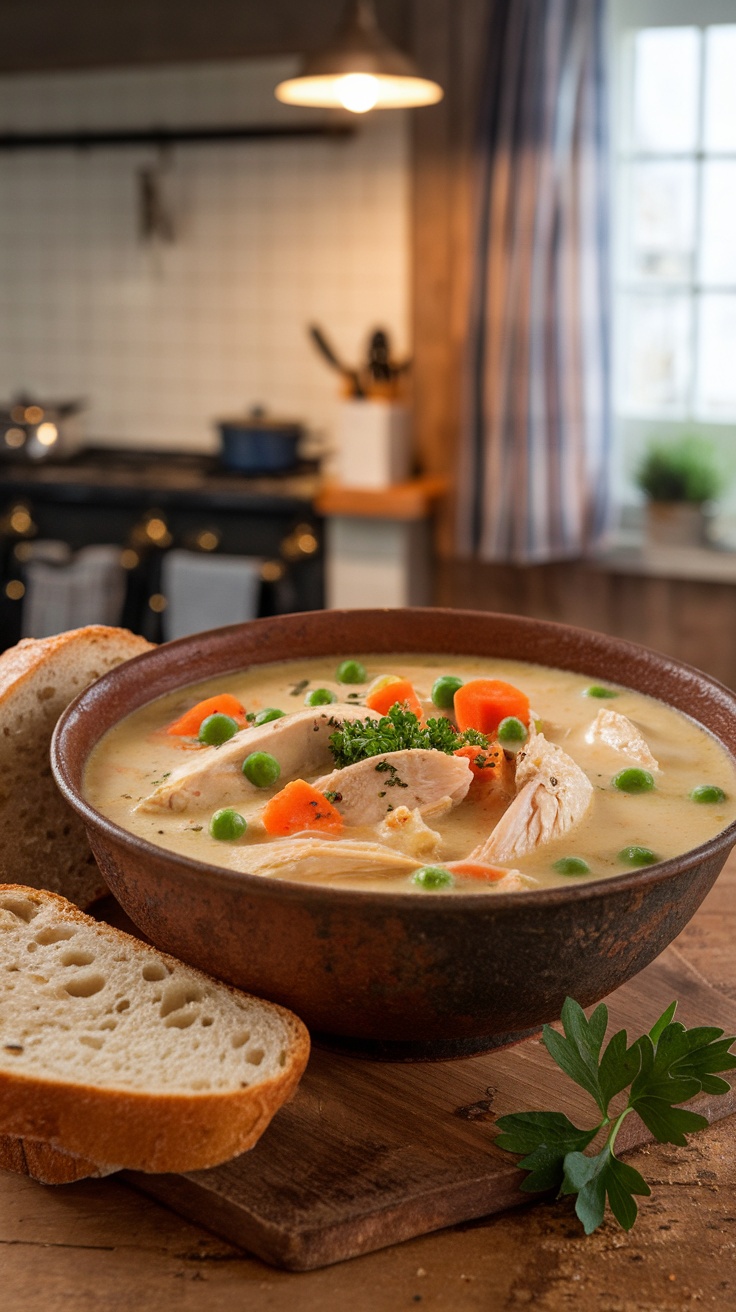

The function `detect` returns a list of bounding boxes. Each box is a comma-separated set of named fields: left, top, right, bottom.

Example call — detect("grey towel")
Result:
left=22, top=545, right=126, bottom=638
left=161, top=550, right=263, bottom=641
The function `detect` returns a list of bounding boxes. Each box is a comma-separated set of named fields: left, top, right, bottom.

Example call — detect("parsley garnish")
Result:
left=495, top=997, right=736, bottom=1234
left=289, top=678, right=310, bottom=697
left=328, top=705, right=487, bottom=769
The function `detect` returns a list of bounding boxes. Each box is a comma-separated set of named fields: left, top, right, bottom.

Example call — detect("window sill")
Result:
left=592, top=537, right=736, bottom=583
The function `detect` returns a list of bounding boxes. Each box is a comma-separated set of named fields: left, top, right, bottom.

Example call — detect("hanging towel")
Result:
left=22, top=544, right=126, bottom=638
left=161, top=551, right=263, bottom=641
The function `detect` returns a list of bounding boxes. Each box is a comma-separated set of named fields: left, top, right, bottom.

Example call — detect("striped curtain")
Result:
left=457, top=0, right=612, bottom=563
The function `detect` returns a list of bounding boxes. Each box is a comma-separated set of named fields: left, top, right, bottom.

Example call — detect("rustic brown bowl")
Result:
left=51, top=609, right=736, bottom=1059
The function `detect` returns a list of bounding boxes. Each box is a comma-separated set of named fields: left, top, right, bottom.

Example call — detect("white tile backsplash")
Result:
left=0, top=59, right=409, bottom=453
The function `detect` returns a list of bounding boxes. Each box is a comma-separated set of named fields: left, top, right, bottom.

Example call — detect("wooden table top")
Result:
left=4, top=854, right=736, bottom=1311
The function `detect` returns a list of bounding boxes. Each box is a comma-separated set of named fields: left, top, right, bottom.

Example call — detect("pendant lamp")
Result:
left=275, top=0, right=443, bottom=113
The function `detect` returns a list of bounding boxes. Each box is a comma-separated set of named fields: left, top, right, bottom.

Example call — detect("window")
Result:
left=611, top=1, right=736, bottom=508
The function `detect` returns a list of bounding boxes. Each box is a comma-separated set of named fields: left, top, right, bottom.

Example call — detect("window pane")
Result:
left=700, top=162, right=736, bottom=285
left=633, top=28, right=699, bottom=153
left=618, top=294, right=692, bottom=417
left=696, top=295, right=736, bottom=419
left=704, top=25, right=736, bottom=152
left=624, top=161, right=696, bottom=282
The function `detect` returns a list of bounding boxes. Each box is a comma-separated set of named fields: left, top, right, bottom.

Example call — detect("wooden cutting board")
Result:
left=126, top=941, right=736, bottom=1271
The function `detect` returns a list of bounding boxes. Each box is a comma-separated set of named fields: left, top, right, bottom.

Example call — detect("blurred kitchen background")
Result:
left=1, top=0, right=736, bottom=684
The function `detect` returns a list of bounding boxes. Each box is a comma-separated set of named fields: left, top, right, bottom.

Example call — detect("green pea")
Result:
left=242, top=751, right=281, bottom=788
left=497, top=716, right=528, bottom=747
left=209, top=808, right=247, bottom=841
left=584, top=685, right=619, bottom=699
left=198, top=713, right=240, bottom=746
left=411, top=865, right=455, bottom=890
left=336, top=659, right=367, bottom=684
left=612, top=768, right=655, bottom=794
left=690, top=784, right=727, bottom=804
left=253, top=707, right=285, bottom=725
left=618, top=845, right=659, bottom=867
left=431, top=675, right=464, bottom=709
left=552, top=857, right=590, bottom=877
left=305, top=687, right=338, bottom=706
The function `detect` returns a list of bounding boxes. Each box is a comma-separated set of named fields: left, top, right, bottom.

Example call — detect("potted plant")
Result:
left=635, top=436, right=725, bottom=548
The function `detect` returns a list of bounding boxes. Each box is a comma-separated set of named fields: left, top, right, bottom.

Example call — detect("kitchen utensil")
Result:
left=308, top=325, right=364, bottom=397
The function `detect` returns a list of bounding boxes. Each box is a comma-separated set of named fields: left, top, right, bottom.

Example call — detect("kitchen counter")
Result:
left=4, top=853, right=736, bottom=1311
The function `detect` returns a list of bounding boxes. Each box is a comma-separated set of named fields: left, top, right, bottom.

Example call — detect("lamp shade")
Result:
left=275, top=0, right=443, bottom=112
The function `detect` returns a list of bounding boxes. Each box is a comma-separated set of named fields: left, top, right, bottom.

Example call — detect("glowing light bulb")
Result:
left=36, top=422, right=58, bottom=447
left=336, top=74, right=379, bottom=113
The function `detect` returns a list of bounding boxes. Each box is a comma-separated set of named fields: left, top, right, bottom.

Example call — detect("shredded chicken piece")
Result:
left=378, top=806, right=443, bottom=859
left=469, top=733, right=593, bottom=864
left=312, top=749, right=472, bottom=826
left=231, top=836, right=421, bottom=881
left=137, top=705, right=380, bottom=815
left=492, top=871, right=540, bottom=892
left=585, top=708, right=659, bottom=771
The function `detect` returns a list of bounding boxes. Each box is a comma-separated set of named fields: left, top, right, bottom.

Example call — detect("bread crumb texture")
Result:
left=0, top=887, right=299, bottom=1093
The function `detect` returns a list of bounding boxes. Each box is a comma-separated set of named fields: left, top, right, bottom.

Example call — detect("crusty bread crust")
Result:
left=0, top=886, right=311, bottom=1175
left=0, top=626, right=153, bottom=908
left=0, top=1133, right=110, bottom=1184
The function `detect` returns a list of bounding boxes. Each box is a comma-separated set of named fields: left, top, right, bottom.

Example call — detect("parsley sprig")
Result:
left=495, top=997, right=736, bottom=1235
left=328, top=704, right=487, bottom=769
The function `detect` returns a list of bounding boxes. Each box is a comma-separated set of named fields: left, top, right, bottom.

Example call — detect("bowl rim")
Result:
left=51, top=607, right=736, bottom=912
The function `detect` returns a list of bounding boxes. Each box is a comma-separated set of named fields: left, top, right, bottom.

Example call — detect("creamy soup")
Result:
left=84, top=654, right=736, bottom=894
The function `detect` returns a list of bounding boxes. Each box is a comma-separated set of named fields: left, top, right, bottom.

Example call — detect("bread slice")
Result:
left=0, top=1132, right=108, bottom=1184
left=0, top=886, right=310, bottom=1176
left=0, top=626, right=154, bottom=909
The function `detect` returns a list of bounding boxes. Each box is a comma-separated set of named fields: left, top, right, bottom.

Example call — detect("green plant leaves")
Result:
left=494, top=1111, right=599, bottom=1192
left=328, top=705, right=487, bottom=768
left=562, top=1147, right=651, bottom=1234
left=496, top=997, right=736, bottom=1235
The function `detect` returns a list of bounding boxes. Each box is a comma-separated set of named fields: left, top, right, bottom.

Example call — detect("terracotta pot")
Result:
left=645, top=501, right=706, bottom=548
left=51, top=610, right=736, bottom=1059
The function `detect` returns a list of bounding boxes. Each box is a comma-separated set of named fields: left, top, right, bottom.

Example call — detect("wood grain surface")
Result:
left=3, top=856, right=736, bottom=1307
left=125, top=941, right=736, bottom=1270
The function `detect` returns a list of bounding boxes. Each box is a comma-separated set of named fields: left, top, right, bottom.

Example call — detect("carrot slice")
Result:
left=453, top=743, right=504, bottom=779
left=166, top=693, right=246, bottom=736
left=446, top=861, right=508, bottom=882
left=261, top=779, right=344, bottom=837
left=365, top=678, right=423, bottom=719
left=453, top=679, right=530, bottom=737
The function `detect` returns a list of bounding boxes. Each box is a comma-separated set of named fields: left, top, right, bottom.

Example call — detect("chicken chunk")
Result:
left=232, top=836, right=421, bottom=881
left=585, top=708, right=659, bottom=771
left=469, top=733, right=593, bottom=863
left=378, top=806, right=443, bottom=860
left=312, top=749, right=472, bottom=826
left=137, top=705, right=380, bottom=815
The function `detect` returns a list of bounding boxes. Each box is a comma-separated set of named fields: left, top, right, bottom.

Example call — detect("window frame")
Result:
left=609, top=0, right=736, bottom=513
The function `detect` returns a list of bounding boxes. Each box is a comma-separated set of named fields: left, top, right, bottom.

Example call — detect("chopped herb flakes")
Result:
left=329, top=705, right=488, bottom=769
left=289, top=678, right=310, bottom=697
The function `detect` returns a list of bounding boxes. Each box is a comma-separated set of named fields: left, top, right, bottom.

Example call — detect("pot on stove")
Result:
left=217, top=406, right=303, bottom=474
left=0, top=398, right=84, bottom=462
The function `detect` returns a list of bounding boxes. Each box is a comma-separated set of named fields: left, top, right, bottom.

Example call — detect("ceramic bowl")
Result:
left=51, top=609, right=736, bottom=1059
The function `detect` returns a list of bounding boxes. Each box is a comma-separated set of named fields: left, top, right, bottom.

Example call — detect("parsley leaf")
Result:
left=495, top=997, right=736, bottom=1234
left=561, top=1146, right=651, bottom=1234
left=495, top=1111, right=599, bottom=1192
left=328, top=705, right=488, bottom=768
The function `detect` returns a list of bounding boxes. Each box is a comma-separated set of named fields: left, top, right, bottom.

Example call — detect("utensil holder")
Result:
left=335, top=400, right=411, bottom=489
